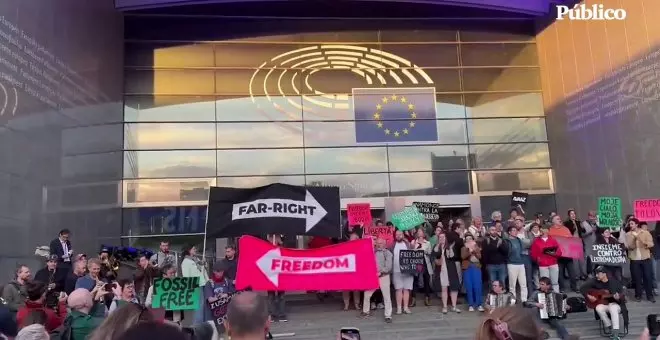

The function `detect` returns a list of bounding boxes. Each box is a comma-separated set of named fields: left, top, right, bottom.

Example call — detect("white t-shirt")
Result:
left=392, top=241, right=407, bottom=273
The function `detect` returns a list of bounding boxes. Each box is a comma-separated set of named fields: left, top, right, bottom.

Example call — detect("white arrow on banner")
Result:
left=256, top=248, right=356, bottom=287
left=231, top=190, right=327, bottom=232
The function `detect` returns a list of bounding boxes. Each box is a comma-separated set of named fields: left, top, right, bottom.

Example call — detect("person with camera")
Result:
left=16, top=281, right=67, bottom=332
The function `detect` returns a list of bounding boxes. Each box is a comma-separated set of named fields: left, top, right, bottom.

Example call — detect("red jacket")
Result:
left=530, top=236, right=562, bottom=267
left=16, top=300, right=67, bottom=332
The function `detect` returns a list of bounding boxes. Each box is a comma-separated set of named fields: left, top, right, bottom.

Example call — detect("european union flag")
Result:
left=353, top=87, right=438, bottom=143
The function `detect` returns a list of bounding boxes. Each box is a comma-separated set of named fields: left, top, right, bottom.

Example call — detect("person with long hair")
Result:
left=87, top=302, right=154, bottom=340
left=461, top=234, right=484, bottom=312
left=596, top=228, right=624, bottom=281
left=410, top=228, right=433, bottom=307
left=181, top=244, right=210, bottom=324
left=432, top=231, right=462, bottom=314
left=475, top=306, right=545, bottom=340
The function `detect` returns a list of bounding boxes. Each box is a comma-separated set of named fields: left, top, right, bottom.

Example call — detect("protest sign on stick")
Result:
left=597, top=197, right=622, bottom=229
left=347, top=203, right=372, bottom=225
left=152, top=277, right=200, bottom=311
left=391, top=206, right=426, bottom=231
left=634, top=199, right=660, bottom=222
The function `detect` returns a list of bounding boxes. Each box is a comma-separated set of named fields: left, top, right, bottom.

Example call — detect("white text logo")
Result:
left=556, top=4, right=626, bottom=21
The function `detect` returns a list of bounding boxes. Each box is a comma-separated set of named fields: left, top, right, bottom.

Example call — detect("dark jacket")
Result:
left=134, top=266, right=160, bottom=303
left=579, top=277, right=624, bottom=299
left=224, top=257, right=238, bottom=282
left=34, top=267, right=66, bottom=292
left=564, top=219, right=585, bottom=238
left=481, top=236, right=509, bottom=265
left=49, top=238, right=72, bottom=263
left=507, top=237, right=525, bottom=265
left=64, top=271, right=84, bottom=295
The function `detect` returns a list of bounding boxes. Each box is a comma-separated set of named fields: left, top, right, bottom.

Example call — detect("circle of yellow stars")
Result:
left=373, top=94, right=417, bottom=138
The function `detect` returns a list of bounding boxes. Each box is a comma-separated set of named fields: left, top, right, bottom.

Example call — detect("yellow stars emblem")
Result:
left=372, top=94, right=418, bottom=138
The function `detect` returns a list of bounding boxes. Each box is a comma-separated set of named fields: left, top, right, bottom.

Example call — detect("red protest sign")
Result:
left=634, top=199, right=660, bottom=222
left=235, top=235, right=379, bottom=292
left=363, top=225, right=394, bottom=248
left=347, top=203, right=372, bottom=225
left=554, top=236, right=584, bottom=259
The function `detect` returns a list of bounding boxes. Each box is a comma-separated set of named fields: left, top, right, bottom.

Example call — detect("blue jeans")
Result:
left=487, top=264, right=507, bottom=286
left=464, top=264, right=483, bottom=307
left=535, top=311, right=570, bottom=339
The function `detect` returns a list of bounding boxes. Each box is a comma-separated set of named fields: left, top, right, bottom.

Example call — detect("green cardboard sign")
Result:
left=597, top=196, right=622, bottom=230
left=391, top=206, right=426, bottom=231
left=152, top=277, right=200, bottom=311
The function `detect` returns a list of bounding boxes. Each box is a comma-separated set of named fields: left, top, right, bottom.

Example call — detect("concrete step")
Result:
left=269, top=300, right=658, bottom=340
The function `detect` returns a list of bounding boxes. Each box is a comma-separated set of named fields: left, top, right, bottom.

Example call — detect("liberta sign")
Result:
left=556, top=4, right=626, bottom=21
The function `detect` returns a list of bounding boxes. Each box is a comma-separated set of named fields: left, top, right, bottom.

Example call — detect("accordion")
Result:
left=538, top=292, right=567, bottom=319
left=488, top=293, right=516, bottom=309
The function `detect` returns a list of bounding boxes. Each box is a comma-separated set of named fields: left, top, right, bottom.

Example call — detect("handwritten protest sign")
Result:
left=347, top=203, right=372, bottom=225
left=152, top=277, right=200, bottom=311
left=589, top=243, right=627, bottom=267
left=391, top=206, right=426, bottom=231
left=209, top=290, right=246, bottom=329
left=634, top=199, right=660, bottom=222
left=363, top=226, right=394, bottom=247
left=597, top=197, right=622, bottom=229
left=399, top=249, right=426, bottom=275
left=412, top=202, right=441, bottom=222
left=554, top=236, right=584, bottom=259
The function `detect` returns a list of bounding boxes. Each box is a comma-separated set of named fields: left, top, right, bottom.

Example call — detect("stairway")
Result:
left=269, top=296, right=657, bottom=340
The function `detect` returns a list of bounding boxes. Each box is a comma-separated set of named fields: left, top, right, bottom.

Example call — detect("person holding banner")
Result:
left=145, top=264, right=183, bottom=324
left=266, top=234, right=287, bottom=323
left=548, top=215, right=578, bottom=293
left=596, top=228, right=624, bottom=281
left=202, top=260, right=236, bottom=322
left=530, top=225, right=561, bottom=293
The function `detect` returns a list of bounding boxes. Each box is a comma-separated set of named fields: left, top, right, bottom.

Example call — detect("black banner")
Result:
left=208, top=289, right=246, bottom=329
left=207, top=184, right=341, bottom=237
left=511, top=191, right=529, bottom=207
left=412, top=202, right=441, bottom=222
left=589, top=243, right=627, bottom=267
left=398, top=249, right=426, bottom=275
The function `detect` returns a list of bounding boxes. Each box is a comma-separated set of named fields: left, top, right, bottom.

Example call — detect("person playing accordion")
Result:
left=524, top=276, right=577, bottom=340
left=484, top=280, right=515, bottom=313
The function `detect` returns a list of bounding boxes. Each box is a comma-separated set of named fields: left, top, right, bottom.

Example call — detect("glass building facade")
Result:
left=120, top=17, right=555, bottom=247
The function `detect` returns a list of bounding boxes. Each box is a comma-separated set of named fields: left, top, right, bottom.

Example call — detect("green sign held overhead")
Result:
left=152, top=277, right=200, bottom=311
left=391, top=206, right=426, bottom=231
left=597, top=196, right=622, bottom=230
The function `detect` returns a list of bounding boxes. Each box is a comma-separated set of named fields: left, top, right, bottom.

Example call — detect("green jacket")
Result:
left=69, top=302, right=105, bottom=340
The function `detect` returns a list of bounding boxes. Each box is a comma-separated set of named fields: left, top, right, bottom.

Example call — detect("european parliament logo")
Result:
left=353, top=88, right=438, bottom=143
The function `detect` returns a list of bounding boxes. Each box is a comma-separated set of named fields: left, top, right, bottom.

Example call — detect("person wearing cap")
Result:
left=580, top=266, right=627, bottom=340
left=530, top=224, right=562, bottom=293
left=201, top=260, right=235, bottom=322
left=33, top=254, right=66, bottom=309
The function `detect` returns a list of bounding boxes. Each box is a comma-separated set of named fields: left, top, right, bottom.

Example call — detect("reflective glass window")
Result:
left=468, top=143, right=551, bottom=169
left=462, top=68, right=541, bottom=92
left=389, top=171, right=470, bottom=195
left=435, top=94, right=466, bottom=119
left=460, top=28, right=535, bottom=42
left=380, top=44, right=459, bottom=67
left=62, top=124, right=123, bottom=155
left=387, top=145, right=469, bottom=172
left=124, top=123, right=217, bottom=150
left=125, top=43, right=215, bottom=68
left=125, top=70, right=216, bottom=95
left=122, top=206, right=207, bottom=236
left=216, top=149, right=304, bottom=176
left=475, top=170, right=551, bottom=192
left=123, top=150, right=216, bottom=179
left=62, top=152, right=123, bottom=180
left=378, top=30, right=458, bottom=43
left=303, top=119, right=466, bottom=147
left=214, top=43, right=305, bottom=68
left=216, top=95, right=303, bottom=121
left=215, top=69, right=302, bottom=96
left=464, top=93, right=544, bottom=118
left=125, top=178, right=214, bottom=204
left=124, top=96, right=217, bottom=122
left=217, top=176, right=305, bottom=188
left=304, top=147, right=388, bottom=174
left=306, top=173, right=390, bottom=198
left=216, top=122, right=303, bottom=148
left=467, top=118, right=547, bottom=143
left=461, top=44, right=538, bottom=67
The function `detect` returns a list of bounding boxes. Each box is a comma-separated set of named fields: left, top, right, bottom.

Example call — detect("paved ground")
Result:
left=269, top=294, right=657, bottom=340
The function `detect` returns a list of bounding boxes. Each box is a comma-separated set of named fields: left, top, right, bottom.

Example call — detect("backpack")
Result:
left=49, top=315, right=73, bottom=340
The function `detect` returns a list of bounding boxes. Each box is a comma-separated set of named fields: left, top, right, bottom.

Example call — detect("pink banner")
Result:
left=363, top=226, right=395, bottom=248
left=236, top=236, right=379, bottom=292
left=554, top=236, right=584, bottom=259
left=347, top=203, right=372, bottom=225
left=634, top=199, right=660, bottom=222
